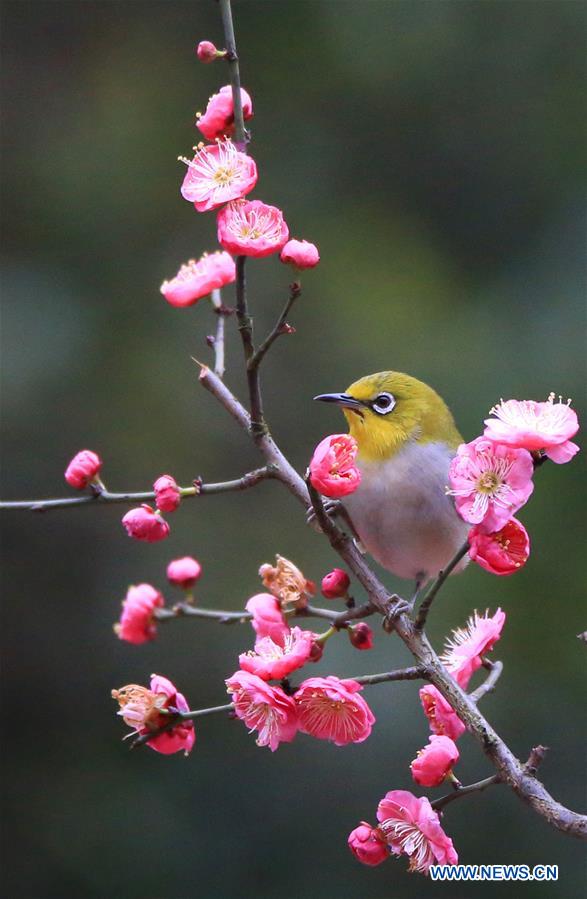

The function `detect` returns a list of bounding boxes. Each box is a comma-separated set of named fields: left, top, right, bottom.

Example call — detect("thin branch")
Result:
left=248, top=281, right=302, bottom=373
left=155, top=603, right=252, bottom=624
left=354, top=666, right=425, bottom=686
left=210, top=288, right=226, bottom=378
left=469, top=660, right=503, bottom=703
left=0, top=466, right=277, bottom=512
left=129, top=702, right=234, bottom=749
left=432, top=775, right=502, bottom=812
left=218, top=0, right=247, bottom=147
left=414, top=540, right=470, bottom=630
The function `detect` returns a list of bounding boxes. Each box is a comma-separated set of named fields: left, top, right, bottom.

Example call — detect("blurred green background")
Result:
left=1, top=1, right=585, bottom=897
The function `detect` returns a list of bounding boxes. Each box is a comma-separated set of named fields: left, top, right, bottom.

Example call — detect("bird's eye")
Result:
left=372, top=392, right=396, bottom=415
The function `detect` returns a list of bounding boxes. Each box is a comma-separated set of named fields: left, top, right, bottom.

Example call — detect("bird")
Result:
left=314, top=371, right=469, bottom=590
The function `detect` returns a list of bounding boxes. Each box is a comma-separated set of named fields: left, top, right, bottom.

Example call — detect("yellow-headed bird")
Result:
left=314, top=371, right=469, bottom=585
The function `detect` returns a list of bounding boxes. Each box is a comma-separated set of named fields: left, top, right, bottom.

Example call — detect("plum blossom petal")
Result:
left=153, top=474, right=181, bottom=512
left=114, top=583, right=164, bottom=644
left=440, top=609, right=505, bottom=689
left=419, top=685, right=466, bottom=741
left=160, top=251, right=235, bottom=308
left=196, top=85, right=253, bottom=141
left=280, top=239, right=320, bottom=269
left=484, top=394, right=579, bottom=464
left=225, top=670, right=298, bottom=751
left=448, top=436, right=534, bottom=533
left=259, top=555, right=314, bottom=610
left=410, top=735, right=460, bottom=787
left=179, top=140, right=258, bottom=212
left=122, top=505, right=170, bottom=542
left=348, top=823, right=389, bottom=866
left=65, top=450, right=102, bottom=489
left=469, top=518, right=530, bottom=576
left=239, top=627, right=314, bottom=681
left=167, top=556, right=202, bottom=589
left=245, top=593, right=290, bottom=644
left=295, top=675, right=375, bottom=746
left=376, top=790, right=458, bottom=874
left=309, top=433, right=361, bottom=499
left=217, top=199, right=289, bottom=258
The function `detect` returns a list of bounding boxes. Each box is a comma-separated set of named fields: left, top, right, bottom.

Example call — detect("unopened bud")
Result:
left=321, top=568, right=350, bottom=599
left=348, top=622, right=374, bottom=650
left=196, top=40, right=225, bottom=63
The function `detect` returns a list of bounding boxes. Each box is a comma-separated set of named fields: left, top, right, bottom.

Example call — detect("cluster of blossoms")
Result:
left=112, top=675, right=195, bottom=756
left=226, top=558, right=375, bottom=750
left=448, top=394, right=579, bottom=575
left=160, top=62, right=319, bottom=309
left=349, top=608, right=505, bottom=875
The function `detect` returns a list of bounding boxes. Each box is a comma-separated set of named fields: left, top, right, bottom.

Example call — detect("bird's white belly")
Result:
left=342, top=441, right=469, bottom=581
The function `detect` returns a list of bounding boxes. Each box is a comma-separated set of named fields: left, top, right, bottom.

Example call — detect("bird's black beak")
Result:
left=313, top=392, right=364, bottom=411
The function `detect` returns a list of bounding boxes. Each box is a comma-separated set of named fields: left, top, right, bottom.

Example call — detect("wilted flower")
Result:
left=259, top=555, right=314, bottom=610
left=167, top=556, right=202, bottom=589
left=469, top=518, right=530, bottom=576
left=160, top=251, right=235, bottom=308
left=410, top=735, right=460, bottom=787
left=419, top=685, right=466, bottom=741
left=295, top=676, right=375, bottom=746
left=64, top=449, right=102, bottom=490
left=348, top=823, right=389, bottom=866
left=196, top=40, right=222, bottom=63
left=153, top=475, right=181, bottom=512
left=245, top=593, right=290, bottom=644
left=348, top=623, right=374, bottom=650
left=114, top=583, right=164, bottom=644
left=122, top=505, right=170, bottom=542
left=239, top=627, right=314, bottom=681
left=377, top=790, right=458, bottom=875
left=321, top=568, right=350, bottom=599
left=439, top=609, right=506, bottom=689
left=179, top=140, right=258, bottom=212
left=196, top=85, right=253, bottom=141
left=111, top=674, right=195, bottom=755
left=225, top=670, right=298, bottom=751
left=217, top=199, right=289, bottom=257
left=279, top=238, right=320, bottom=269
left=484, top=395, right=579, bottom=464
left=309, top=433, right=362, bottom=498
left=448, top=436, right=534, bottom=533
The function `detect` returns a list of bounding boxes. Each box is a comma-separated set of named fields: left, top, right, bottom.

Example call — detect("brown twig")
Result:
left=432, top=774, right=502, bottom=812
left=469, top=660, right=504, bottom=703
left=210, top=288, right=226, bottom=378
left=130, top=702, right=235, bottom=749
left=218, top=0, right=247, bottom=148
left=353, top=667, right=425, bottom=686
left=414, top=540, right=470, bottom=630
left=248, top=281, right=302, bottom=373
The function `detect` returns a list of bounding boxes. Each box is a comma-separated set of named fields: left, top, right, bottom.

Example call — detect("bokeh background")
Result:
left=1, top=1, right=585, bottom=897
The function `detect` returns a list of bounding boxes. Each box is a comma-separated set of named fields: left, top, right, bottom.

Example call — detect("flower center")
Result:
left=213, top=165, right=237, bottom=185
left=476, top=471, right=500, bottom=494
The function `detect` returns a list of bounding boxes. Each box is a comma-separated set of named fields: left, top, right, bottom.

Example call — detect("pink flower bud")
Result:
left=280, top=239, right=320, bottom=269
left=167, top=556, right=202, bottom=589
left=348, top=622, right=374, bottom=650
left=122, top=505, right=170, bottom=543
left=114, top=583, right=164, bottom=644
left=196, top=40, right=219, bottom=63
left=410, top=735, right=460, bottom=787
left=321, top=567, right=350, bottom=599
left=348, top=823, right=388, bottom=866
left=64, top=449, right=102, bottom=490
left=468, top=518, right=530, bottom=576
left=153, top=474, right=181, bottom=512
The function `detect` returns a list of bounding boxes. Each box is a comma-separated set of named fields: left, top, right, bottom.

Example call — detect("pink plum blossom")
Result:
left=196, top=40, right=221, bottom=63
left=167, top=556, right=202, bottom=589
left=111, top=674, right=195, bottom=755
left=114, top=583, right=164, bottom=644
left=469, top=518, right=530, bottom=576
left=309, top=433, right=362, bottom=498
left=279, top=239, right=320, bottom=269
left=377, top=790, right=458, bottom=874
left=197, top=85, right=253, bottom=141
left=410, top=735, right=460, bottom=788
left=448, top=436, right=534, bottom=533
left=239, top=627, right=314, bottom=681
left=245, top=593, right=290, bottom=644
left=294, top=676, right=375, bottom=746
left=484, top=395, right=579, bottom=464
left=419, top=685, right=466, bottom=741
left=64, top=450, right=102, bottom=490
left=440, top=609, right=506, bottom=689
left=179, top=140, right=258, bottom=212
left=348, top=623, right=374, bottom=651
left=348, top=823, right=389, bottom=866
left=217, top=199, right=289, bottom=258
left=160, top=251, right=235, bottom=307
left=321, top=568, right=350, bottom=599
left=122, top=505, right=170, bottom=543
left=153, top=474, right=181, bottom=512
left=225, top=670, right=298, bottom=751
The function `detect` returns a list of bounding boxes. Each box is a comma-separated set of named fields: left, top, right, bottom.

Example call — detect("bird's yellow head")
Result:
left=315, top=371, right=462, bottom=462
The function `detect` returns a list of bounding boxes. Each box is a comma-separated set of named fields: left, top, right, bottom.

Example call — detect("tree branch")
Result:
left=129, top=702, right=235, bottom=749
left=469, top=660, right=503, bottom=703
left=414, top=540, right=470, bottom=630
left=354, top=667, right=425, bottom=686
left=432, top=775, right=502, bottom=812
left=218, top=0, right=247, bottom=147
left=210, top=288, right=226, bottom=378
left=248, top=281, right=302, bottom=373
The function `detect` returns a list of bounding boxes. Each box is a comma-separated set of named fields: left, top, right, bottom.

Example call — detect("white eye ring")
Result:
left=372, top=392, right=396, bottom=415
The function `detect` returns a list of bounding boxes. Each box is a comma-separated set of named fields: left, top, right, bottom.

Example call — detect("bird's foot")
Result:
left=382, top=594, right=411, bottom=632
left=306, top=498, right=343, bottom=533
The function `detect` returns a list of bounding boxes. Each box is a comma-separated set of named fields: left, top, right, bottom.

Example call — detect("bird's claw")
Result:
left=306, top=499, right=343, bottom=532
left=382, top=595, right=411, bottom=632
